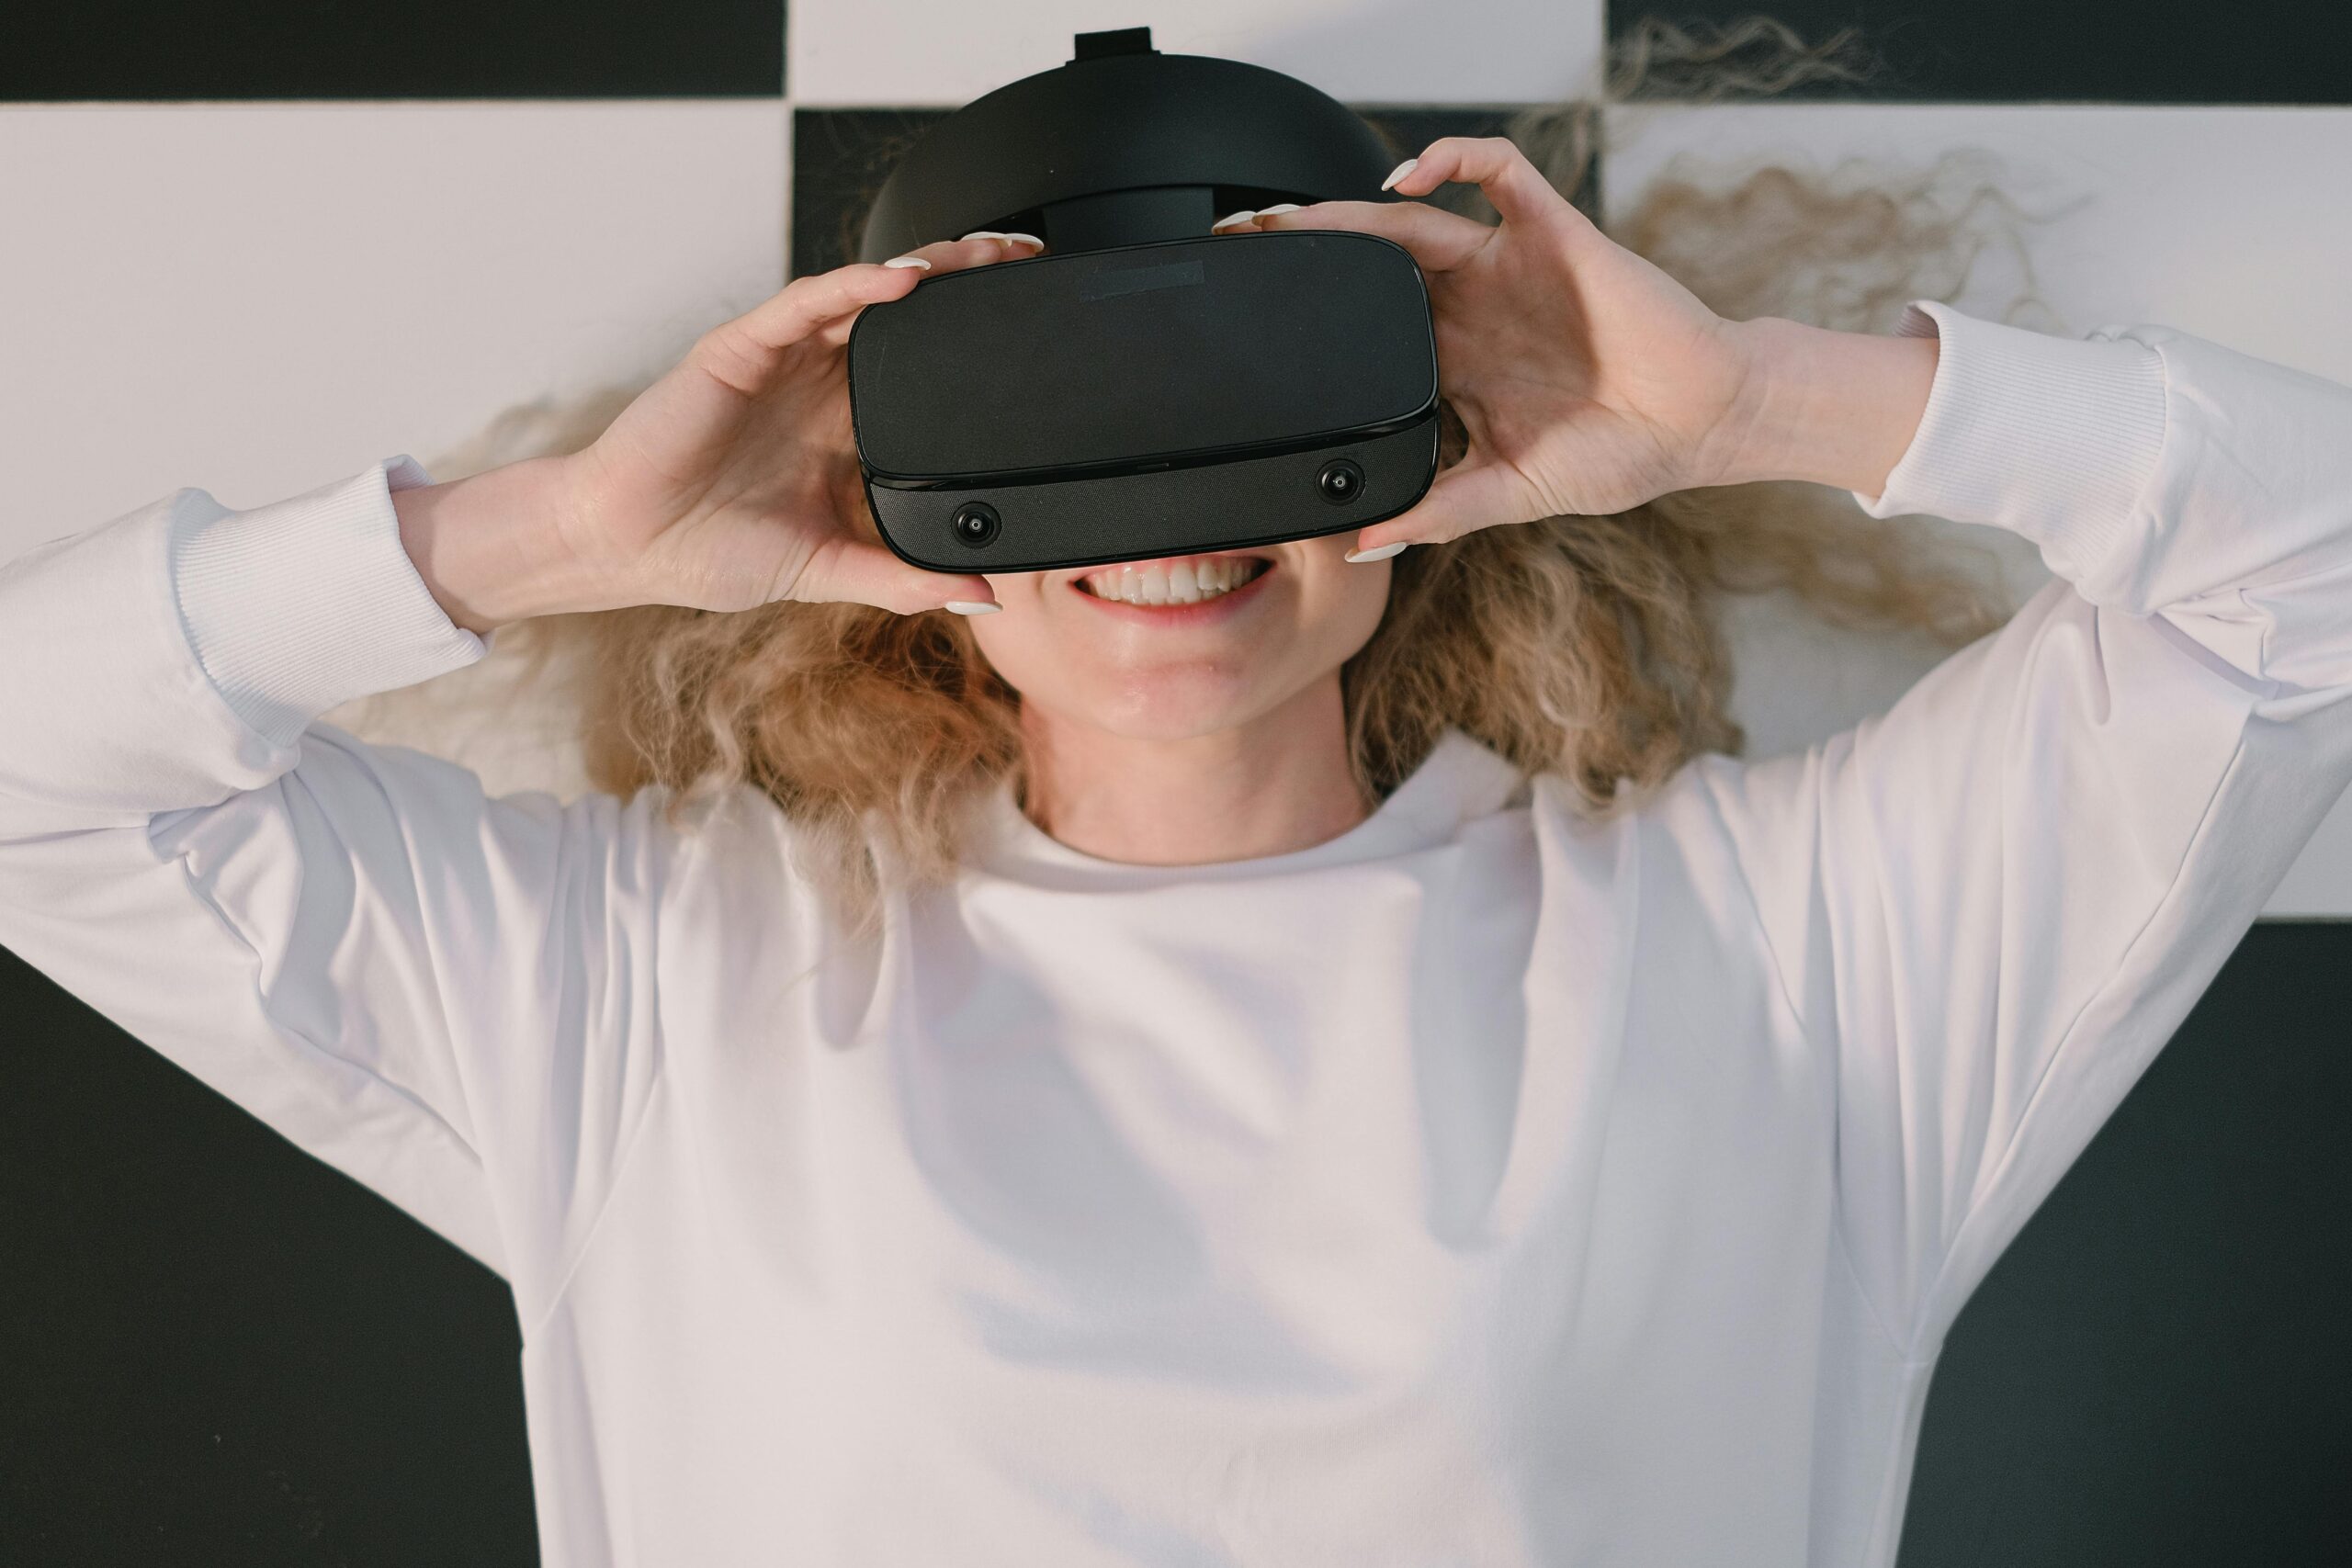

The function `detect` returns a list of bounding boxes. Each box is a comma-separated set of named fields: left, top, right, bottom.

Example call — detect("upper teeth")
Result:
left=1080, top=558, right=1263, bottom=604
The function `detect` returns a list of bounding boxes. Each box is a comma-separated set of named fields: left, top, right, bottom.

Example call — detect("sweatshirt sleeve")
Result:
left=0, top=457, right=675, bottom=1304
left=1695, top=301, right=2352, bottom=1361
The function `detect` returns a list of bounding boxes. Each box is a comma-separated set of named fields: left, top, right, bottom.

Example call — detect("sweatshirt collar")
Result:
left=970, top=724, right=1527, bottom=884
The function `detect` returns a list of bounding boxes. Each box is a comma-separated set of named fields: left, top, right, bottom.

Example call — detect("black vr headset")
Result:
left=845, top=27, right=1440, bottom=576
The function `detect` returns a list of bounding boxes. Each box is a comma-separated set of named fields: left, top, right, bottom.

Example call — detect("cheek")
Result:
left=1301, top=548, right=1395, bottom=655
left=959, top=584, right=1069, bottom=697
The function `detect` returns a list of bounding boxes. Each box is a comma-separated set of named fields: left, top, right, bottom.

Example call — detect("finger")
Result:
left=1346, top=459, right=1528, bottom=555
left=1246, top=197, right=1493, bottom=273
left=956, top=229, right=1046, bottom=253
left=901, top=230, right=1047, bottom=276
left=1384, top=135, right=1586, bottom=237
left=724, top=232, right=1043, bottom=358
left=905, top=231, right=1047, bottom=275
left=812, top=231, right=1047, bottom=347
left=704, top=262, right=928, bottom=388
left=796, top=534, right=1001, bottom=618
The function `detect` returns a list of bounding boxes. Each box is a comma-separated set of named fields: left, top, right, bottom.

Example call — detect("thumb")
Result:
left=1348, top=459, right=1528, bottom=554
left=795, top=536, right=1001, bottom=617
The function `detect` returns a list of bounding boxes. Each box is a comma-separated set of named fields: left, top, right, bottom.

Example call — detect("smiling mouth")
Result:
left=1073, top=554, right=1272, bottom=605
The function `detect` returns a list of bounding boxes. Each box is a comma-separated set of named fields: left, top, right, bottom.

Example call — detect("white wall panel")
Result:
left=1604, top=104, right=2352, bottom=913
left=0, top=102, right=787, bottom=547
left=7, top=93, right=2340, bottom=908
left=789, top=0, right=1603, bottom=107
left=1602, top=104, right=2352, bottom=381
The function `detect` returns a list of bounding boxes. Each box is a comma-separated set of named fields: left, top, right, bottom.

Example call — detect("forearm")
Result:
left=1714, top=315, right=1941, bottom=499
left=391, top=454, right=615, bottom=636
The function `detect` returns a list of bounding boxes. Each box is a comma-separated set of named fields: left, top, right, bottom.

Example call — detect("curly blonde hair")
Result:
left=346, top=17, right=2053, bottom=944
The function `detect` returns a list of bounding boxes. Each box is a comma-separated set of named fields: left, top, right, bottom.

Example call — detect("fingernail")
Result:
left=1000, top=231, right=1044, bottom=248
left=1344, top=541, right=1409, bottom=563
left=1379, top=158, right=1419, bottom=192
left=958, top=230, right=1008, bottom=243
left=883, top=255, right=932, bottom=270
left=1254, top=203, right=1302, bottom=217
left=944, top=599, right=1001, bottom=615
left=1211, top=209, right=1259, bottom=231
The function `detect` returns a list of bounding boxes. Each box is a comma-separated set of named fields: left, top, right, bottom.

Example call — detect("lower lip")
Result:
left=1070, top=562, right=1274, bottom=625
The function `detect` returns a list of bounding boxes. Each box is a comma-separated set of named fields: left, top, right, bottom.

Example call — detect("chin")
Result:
left=1060, top=693, right=1260, bottom=743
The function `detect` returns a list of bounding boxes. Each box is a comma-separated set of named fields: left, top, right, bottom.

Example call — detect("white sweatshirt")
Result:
left=2, top=299, right=2348, bottom=1567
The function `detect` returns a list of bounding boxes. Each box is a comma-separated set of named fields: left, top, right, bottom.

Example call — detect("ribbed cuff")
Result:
left=170, top=455, right=490, bottom=749
left=1852, top=300, right=2170, bottom=588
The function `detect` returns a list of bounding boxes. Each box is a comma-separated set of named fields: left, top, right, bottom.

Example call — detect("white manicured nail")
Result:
left=1211, top=209, right=1259, bottom=231
left=883, top=255, right=932, bottom=269
left=959, top=230, right=1009, bottom=243
left=1379, top=158, right=1418, bottom=192
left=1000, top=231, right=1044, bottom=248
left=944, top=600, right=1001, bottom=615
left=1254, top=203, right=1302, bottom=216
left=1344, top=541, right=1408, bottom=563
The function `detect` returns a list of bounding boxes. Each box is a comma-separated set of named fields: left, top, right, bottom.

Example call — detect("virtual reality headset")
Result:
left=846, top=27, right=1440, bottom=576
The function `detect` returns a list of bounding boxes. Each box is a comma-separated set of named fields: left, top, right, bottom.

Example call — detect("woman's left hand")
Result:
left=1242, top=136, right=1914, bottom=554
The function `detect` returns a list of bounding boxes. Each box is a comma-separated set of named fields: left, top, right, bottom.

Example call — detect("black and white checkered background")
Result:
left=3, top=5, right=2346, bottom=1562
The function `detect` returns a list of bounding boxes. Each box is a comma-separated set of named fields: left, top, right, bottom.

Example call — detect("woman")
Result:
left=4, top=118, right=2348, bottom=1568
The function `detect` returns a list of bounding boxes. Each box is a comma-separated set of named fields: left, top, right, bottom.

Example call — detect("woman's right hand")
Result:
left=428, top=235, right=1032, bottom=628
left=557, top=234, right=1042, bottom=617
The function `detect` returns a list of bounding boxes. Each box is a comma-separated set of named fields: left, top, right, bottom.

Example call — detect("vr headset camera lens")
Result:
left=1317, top=459, right=1365, bottom=505
left=952, top=502, right=1001, bottom=547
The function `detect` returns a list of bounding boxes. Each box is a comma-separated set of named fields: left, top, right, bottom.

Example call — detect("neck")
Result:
left=1016, top=679, right=1373, bottom=867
